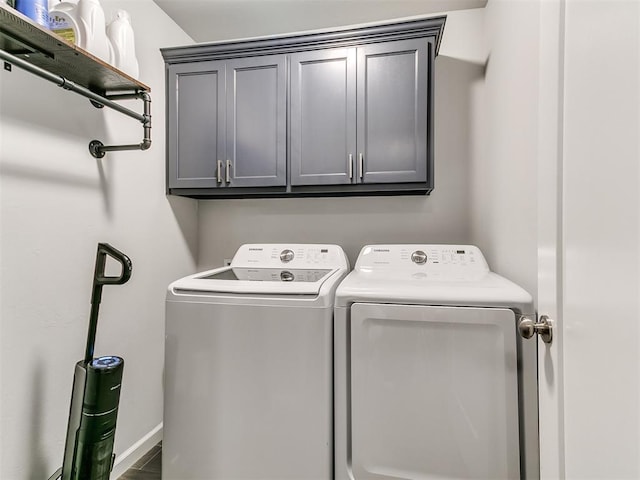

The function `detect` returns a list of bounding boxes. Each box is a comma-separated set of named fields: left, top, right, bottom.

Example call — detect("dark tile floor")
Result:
left=118, top=442, right=161, bottom=480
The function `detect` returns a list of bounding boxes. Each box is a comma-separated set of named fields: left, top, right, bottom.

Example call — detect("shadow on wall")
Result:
left=0, top=159, right=114, bottom=219
left=27, top=358, right=48, bottom=479
left=436, top=52, right=486, bottom=253
left=0, top=62, right=108, bottom=137
left=0, top=62, right=114, bottom=216
left=167, top=195, right=199, bottom=264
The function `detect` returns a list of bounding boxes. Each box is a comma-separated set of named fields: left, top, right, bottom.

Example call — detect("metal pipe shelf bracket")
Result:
left=0, top=48, right=152, bottom=159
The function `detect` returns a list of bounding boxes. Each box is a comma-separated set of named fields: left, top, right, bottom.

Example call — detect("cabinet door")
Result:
left=167, top=61, right=226, bottom=189
left=357, top=39, right=429, bottom=184
left=225, top=56, right=287, bottom=187
left=290, top=48, right=356, bottom=186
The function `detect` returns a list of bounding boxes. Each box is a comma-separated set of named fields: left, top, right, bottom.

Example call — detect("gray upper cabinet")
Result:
left=357, top=39, right=429, bottom=184
left=290, top=39, right=429, bottom=187
left=226, top=56, right=287, bottom=187
left=167, top=60, right=225, bottom=189
left=167, top=56, right=286, bottom=190
left=162, top=15, right=445, bottom=198
left=290, top=48, right=356, bottom=186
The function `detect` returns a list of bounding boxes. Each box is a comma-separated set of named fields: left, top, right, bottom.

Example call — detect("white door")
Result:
left=349, top=303, right=521, bottom=480
left=537, top=1, right=640, bottom=477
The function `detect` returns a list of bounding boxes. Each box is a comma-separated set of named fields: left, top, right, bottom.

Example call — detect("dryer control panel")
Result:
left=231, top=244, right=349, bottom=269
left=355, top=245, right=490, bottom=274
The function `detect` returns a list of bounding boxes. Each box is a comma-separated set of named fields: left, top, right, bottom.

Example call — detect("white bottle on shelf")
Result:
left=77, top=0, right=110, bottom=62
left=106, top=9, right=138, bottom=78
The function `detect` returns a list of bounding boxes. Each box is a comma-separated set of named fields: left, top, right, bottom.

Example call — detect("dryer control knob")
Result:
left=411, top=250, right=428, bottom=265
left=280, top=270, right=294, bottom=282
left=280, top=249, right=294, bottom=263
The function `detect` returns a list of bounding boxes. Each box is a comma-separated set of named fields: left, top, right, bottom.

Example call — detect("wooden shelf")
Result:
left=0, top=4, right=152, bottom=158
left=0, top=3, right=149, bottom=93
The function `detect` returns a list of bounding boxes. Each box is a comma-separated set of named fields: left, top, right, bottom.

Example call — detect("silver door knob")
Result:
left=518, top=315, right=553, bottom=344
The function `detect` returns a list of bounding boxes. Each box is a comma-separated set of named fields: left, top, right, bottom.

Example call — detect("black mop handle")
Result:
left=84, top=243, right=132, bottom=364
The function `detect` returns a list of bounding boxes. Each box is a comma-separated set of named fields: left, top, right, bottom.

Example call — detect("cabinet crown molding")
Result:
left=161, top=15, right=446, bottom=63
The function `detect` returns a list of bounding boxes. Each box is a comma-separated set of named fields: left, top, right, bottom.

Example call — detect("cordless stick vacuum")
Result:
left=49, top=243, right=132, bottom=480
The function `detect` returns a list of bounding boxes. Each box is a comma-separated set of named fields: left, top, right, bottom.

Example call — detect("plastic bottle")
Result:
left=106, top=9, right=138, bottom=78
left=49, top=1, right=83, bottom=45
left=77, top=0, right=110, bottom=62
left=15, top=0, right=49, bottom=27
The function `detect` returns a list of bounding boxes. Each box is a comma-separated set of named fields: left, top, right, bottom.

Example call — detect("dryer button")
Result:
left=280, top=249, right=295, bottom=263
left=411, top=250, right=428, bottom=265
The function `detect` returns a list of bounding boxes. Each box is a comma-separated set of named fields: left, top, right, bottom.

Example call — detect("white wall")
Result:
left=157, top=0, right=487, bottom=44
left=0, top=2, right=196, bottom=478
left=469, top=0, right=540, bottom=298
left=198, top=8, right=485, bottom=269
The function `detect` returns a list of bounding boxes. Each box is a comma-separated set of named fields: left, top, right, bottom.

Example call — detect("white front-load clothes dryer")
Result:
left=334, top=245, right=539, bottom=480
left=164, top=244, right=350, bottom=480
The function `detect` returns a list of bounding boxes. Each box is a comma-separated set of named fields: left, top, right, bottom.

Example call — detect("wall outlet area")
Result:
left=224, top=259, right=232, bottom=266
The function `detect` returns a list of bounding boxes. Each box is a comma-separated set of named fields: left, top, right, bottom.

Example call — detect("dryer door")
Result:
left=349, top=303, right=520, bottom=480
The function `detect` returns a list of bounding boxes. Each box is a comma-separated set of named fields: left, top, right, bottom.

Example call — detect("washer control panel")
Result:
left=356, top=245, right=489, bottom=273
left=231, top=244, right=348, bottom=269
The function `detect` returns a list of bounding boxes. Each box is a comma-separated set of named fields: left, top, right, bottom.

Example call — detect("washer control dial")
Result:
left=411, top=250, right=428, bottom=265
left=280, top=249, right=295, bottom=263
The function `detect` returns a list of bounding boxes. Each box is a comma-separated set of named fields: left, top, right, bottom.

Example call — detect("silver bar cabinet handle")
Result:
left=226, top=160, right=231, bottom=183
left=348, top=154, right=353, bottom=180
left=217, top=160, right=223, bottom=183
left=358, top=153, right=364, bottom=180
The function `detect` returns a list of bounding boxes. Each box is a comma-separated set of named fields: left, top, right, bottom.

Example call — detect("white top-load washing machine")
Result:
left=164, top=244, right=349, bottom=480
left=334, top=245, right=539, bottom=480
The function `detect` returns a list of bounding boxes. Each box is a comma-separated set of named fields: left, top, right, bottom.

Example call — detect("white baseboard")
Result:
left=111, top=422, right=163, bottom=479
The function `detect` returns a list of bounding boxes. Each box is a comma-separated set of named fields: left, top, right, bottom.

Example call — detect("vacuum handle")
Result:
left=85, top=243, right=132, bottom=364
left=94, top=243, right=132, bottom=288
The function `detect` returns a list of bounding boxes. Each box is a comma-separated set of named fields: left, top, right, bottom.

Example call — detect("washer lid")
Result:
left=170, top=243, right=350, bottom=296
left=171, top=266, right=342, bottom=295
left=201, top=267, right=332, bottom=283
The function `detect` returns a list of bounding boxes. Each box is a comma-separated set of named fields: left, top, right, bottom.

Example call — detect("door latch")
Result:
left=518, top=315, right=553, bottom=344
